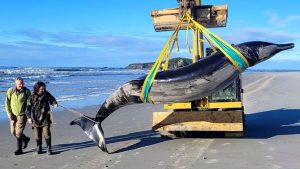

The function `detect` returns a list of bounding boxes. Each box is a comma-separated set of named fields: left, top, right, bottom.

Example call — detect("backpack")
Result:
left=9, top=87, right=31, bottom=100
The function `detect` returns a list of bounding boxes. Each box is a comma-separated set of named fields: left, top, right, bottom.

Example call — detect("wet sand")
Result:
left=0, top=72, right=300, bottom=169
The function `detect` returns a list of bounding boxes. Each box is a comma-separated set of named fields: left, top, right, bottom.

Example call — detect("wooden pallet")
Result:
left=153, top=110, right=244, bottom=133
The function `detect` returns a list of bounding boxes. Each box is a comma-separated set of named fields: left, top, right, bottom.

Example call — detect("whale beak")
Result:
left=278, top=43, right=295, bottom=51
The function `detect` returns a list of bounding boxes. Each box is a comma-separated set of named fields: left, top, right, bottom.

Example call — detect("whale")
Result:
left=70, top=41, right=294, bottom=152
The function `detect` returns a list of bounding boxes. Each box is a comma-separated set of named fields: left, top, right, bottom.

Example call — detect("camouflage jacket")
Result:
left=26, top=91, right=57, bottom=127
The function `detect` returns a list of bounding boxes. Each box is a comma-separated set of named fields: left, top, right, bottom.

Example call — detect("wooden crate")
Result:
left=151, top=5, right=228, bottom=32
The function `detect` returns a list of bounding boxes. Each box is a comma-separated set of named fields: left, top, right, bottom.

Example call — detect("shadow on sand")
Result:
left=51, top=109, right=300, bottom=154
left=51, top=140, right=95, bottom=154
left=107, top=130, right=168, bottom=154
left=245, top=108, right=300, bottom=138
left=51, top=130, right=166, bottom=154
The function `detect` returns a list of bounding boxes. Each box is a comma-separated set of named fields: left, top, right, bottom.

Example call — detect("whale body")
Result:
left=70, top=41, right=294, bottom=152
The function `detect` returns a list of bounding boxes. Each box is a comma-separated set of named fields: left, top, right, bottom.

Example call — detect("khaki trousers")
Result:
left=10, top=115, right=27, bottom=138
left=33, top=125, right=51, bottom=140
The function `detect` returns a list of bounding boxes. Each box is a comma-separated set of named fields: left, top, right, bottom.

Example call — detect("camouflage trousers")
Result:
left=33, top=125, right=51, bottom=140
left=10, top=115, right=27, bottom=138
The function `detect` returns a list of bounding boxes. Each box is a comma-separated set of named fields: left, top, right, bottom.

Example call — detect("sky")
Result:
left=0, top=0, right=299, bottom=69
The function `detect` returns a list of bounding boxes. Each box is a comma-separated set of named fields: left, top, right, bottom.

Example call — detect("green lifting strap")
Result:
left=186, top=14, right=250, bottom=72
left=142, top=61, right=160, bottom=102
left=210, top=34, right=248, bottom=71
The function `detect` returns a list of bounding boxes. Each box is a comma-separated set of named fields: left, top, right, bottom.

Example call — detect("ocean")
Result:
left=1, top=67, right=299, bottom=121
left=0, top=67, right=147, bottom=121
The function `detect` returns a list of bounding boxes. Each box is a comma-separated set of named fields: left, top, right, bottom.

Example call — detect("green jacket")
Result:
left=5, top=87, right=31, bottom=117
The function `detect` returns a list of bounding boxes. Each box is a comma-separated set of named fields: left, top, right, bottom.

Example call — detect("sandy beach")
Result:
left=1, top=72, right=300, bottom=169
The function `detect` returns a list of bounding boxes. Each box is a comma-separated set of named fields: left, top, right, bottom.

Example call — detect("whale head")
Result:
left=238, top=41, right=295, bottom=66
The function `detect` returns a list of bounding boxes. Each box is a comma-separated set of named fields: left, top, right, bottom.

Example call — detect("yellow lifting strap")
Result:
left=162, top=32, right=179, bottom=71
left=140, top=15, right=185, bottom=103
left=140, top=13, right=250, bottom=103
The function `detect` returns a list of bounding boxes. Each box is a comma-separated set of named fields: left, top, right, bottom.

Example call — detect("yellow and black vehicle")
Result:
left=150, top=0, right=244, bottom=137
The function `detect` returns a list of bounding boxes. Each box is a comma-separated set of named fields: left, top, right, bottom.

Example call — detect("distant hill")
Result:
left=126, top=57, right=192, bottom=69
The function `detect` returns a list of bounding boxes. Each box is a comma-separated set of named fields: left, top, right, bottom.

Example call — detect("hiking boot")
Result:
left=36, top=145, right=42, bottom=154
left=22, top=136, right=30, bottom=149
left=36, top=139, right=42, bottom=154
left=14, top=138, right=23, bottom=155
left=45, top=138, right=52, bottom=155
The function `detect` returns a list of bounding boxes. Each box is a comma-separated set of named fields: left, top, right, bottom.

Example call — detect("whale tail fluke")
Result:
left=70, top=116, right=108, bottom=153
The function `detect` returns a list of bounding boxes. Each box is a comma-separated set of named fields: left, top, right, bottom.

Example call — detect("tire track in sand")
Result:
left=243, top=74, right=275, bottom=96
left=167, top=139, right=214, bottom=169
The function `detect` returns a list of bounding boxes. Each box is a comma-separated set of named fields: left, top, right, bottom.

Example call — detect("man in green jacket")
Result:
left=5, top=77, right=31, bottom=155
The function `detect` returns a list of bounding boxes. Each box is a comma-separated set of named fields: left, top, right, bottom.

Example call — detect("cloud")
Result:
left=0, top=28, right=182, bottom=67
left=14, top=27, right=299, bottom=58
left=12, top=28, right=167, bottom=53
left=16, top=29, right=52, bottom=41
left=266, top=12, right=300, bottom=28
left=0, top=42, right=109, bottom=66
left=1, top=27, right=299, bottom=68
left=221, top=27, right=300, bottom=44
left=0, top=39, right=164, bottom=67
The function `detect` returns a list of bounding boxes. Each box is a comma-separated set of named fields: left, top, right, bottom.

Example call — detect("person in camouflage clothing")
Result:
left=5, top=77, right=31, bottom=155
left=26, top=81, right=58, bottom=155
